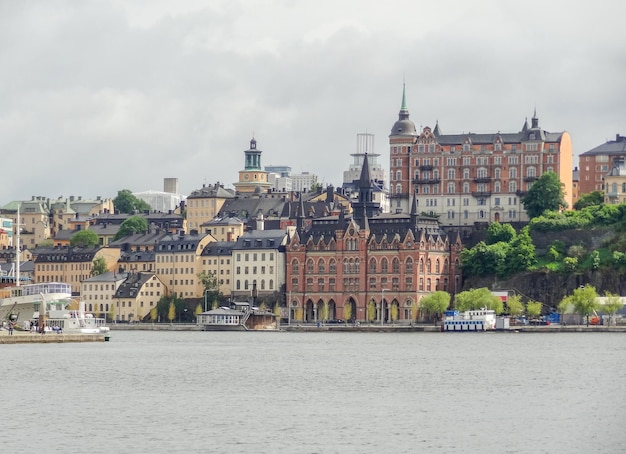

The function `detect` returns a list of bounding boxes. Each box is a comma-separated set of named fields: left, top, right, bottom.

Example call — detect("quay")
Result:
left=0, top=330, right=107, bottom=344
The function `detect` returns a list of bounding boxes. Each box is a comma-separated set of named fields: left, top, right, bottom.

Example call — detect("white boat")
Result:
left=443, top=309, right=496, bottom=332
left=0, top=282, right=73, bottom=324
left=43, top=301, right=110, bottom=335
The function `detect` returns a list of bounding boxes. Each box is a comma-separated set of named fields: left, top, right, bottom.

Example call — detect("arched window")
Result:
left=396, top=170, right=402, bottom=181
left=291, top=259, right=299, bottom=274
left=406, top=258, right=413, bottom=273
left=509, top=181, right=517, bottom=192
left=392, top=258, right=400, bottom=273
left=269, top=280, right=274, bottom=290
left=343, top=259, right=349, bottom=273
left=355, top=259, right=360, bottom=273
left=419, top=258, right=424, bottom=273
left=494, top=182, right=501, bottom=193
left=349, top=258, right=355, bottom=273
left=381, top=258, right=389, bottom=273
left=396, top=183, right=402, bottom=194
left=527, top=167, right=536, bottom=177
left=261, top=280, right=266, bottom=290
left=463, top=168, right=470, bottom=179
left=477, top=167, right=487, bottom=178
left=427, top=258, right=431, bottom=273
left=329, top=259, right=336, bottom=273
left=236, top=280, right=241, bottom=290
left=307, top=259, right=314, bottom=274
left=369, top=258, right=377, bottom=273
left=509, top=167, right=518, bottom=179
left=447, top=182, right=455, bottom=194
left=463, top=182, right=470, bottom=193
left=435, top=259, right=440, bottom=273
left=447, top=168, right=455, bottom=180
left=317, top=259, right=325, bottom=273
left=494, top=168, right=501, bottom=179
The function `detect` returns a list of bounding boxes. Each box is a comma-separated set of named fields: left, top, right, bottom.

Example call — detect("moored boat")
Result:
left=443, top=309, right=496, bottom=331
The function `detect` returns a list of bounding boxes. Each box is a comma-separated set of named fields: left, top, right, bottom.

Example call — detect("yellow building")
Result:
left=81, top=271, right=129, bottom=318
left=200, top=242, right=236, bottom=297
left=34, top=246, right=121, bottom=294
left=113, top=272, right=166, bottom=322
left=202, top=216, right=245, bottom=242
left=154, top=230, right=216, bottom=299
left=186, top=183, right=236, bottom=232
left=604, top=158, right=626, bottom=204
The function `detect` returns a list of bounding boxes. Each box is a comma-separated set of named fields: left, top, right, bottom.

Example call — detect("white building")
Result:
left=291, top=172, right=318, bottom=193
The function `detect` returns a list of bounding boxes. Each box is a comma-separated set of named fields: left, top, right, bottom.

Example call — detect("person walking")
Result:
left=8, top=322, right=14, bottom=336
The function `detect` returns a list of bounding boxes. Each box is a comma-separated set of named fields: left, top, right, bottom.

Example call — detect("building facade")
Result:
left=578, top=134, right=626, bottom=196
left=286, top=154, right=462, bottom=324
left=388, top=85, right=573, bottom=226
left=186, top=183, right=235, bottom=232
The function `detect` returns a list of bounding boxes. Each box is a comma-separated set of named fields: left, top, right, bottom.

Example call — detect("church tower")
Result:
left=388, top=84, right=417, bottom=214
left=233, top=137, right=272, bottom=194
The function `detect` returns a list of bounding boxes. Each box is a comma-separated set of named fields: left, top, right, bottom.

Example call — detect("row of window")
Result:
left=293, top=257, right=450, bottom=275
left=291, top=276, right=450, bottom=293
left=235, top=252, right=275, bottom=262
left=235, top=279, right=275, bottom=290
left=235, top=266, right=275, bottom=275
left=393, top=166, right=553, bottom=182
left=445, top=210, right=518, bottom=220
left=392, top=143, right=556, bottom=155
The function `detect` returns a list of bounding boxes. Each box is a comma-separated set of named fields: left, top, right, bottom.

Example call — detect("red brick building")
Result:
left=285, top=155, right=462, bottom=324
left=389, top=85, right=573, bottom=226
left=578, top=134, right=626, bottom=196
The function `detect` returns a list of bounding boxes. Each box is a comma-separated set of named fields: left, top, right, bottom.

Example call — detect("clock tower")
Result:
left=233, top=137, right=272, bottom=193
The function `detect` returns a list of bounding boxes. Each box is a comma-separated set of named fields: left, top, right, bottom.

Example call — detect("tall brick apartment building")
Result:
left=578, top=134, right=626, bottom=196
left=388, top=86, right=573, bottom=226
left=285, top=154, right=461, bottom=324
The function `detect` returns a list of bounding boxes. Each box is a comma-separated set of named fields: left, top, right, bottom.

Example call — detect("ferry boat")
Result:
left=42, top=302, right=110, bottom=336
left=443, top=309, right=496, bottom=332
left=197, top=301, right=279, bottom=331
left=0, top=282, right=73, bottom=324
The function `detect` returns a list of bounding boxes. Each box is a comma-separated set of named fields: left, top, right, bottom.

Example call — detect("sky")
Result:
left=1, top=0, right=625, bottom=205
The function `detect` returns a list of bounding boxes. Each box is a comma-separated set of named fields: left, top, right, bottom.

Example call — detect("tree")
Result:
left=168, top=301, right=176, bottom=325
left=526, top=301, right=543, bottom=321
left=90, top=256, right=108, bottom=277
left=319, top=301, right=329, bottom=322
left=194, top=303, right=203, bottom=319
left=198, top=271, right=220, bottom=311
left=150, top=307, right=157, bottom=322
left=454, top=288, right=504, bottom=314
left=501, top=226, right=536, bottom=276
left=114, top=216, right=148, bottom=241
left=70, top=229, right=99, bottom=247
left=419, top=291, right=451, bottom=325
left=569, top=284, right=599, bottom=326
left=486, top=222, right=516, bottom=244
left=343, top=303, right=352, bottom=321
left=113, top=189, right=151, bottom=214
left=367, top=300, right=376, bottom=322
left=506, top=294, right=524, bottom=318
left=521, top=171, right=567, bottom=219
left=601, top=293, right=624, bottom=326
left=557, top=297, right=572, bottom=324
left=573, top=191, right=604, bottom=210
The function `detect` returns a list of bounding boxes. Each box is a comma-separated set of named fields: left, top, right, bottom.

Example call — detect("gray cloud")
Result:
left=1, top=0, right=625, bottom=204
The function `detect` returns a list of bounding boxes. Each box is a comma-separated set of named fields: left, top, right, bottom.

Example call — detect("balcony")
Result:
left=473, top=177, right=492, bottom=184
left=606, top=191, right=619, bottom=199
left=515, top=190, right=527, bottom=197
left=418, top=164, right=434, bottom=171
left=523, top=176, right=538, bottom=182
left=471, top=191, right=492, bottom=198
left=412, top=178, right=441, bottom=185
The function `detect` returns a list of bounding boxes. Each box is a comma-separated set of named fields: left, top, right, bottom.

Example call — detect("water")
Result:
left=4, top=331, right=625, bottom=453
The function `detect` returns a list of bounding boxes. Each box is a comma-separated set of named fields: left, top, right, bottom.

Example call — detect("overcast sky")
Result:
left=1, top=0, right=625, bottom=205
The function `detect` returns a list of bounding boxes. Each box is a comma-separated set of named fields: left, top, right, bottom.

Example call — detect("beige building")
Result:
left=154, top=230, right=216, bottom=299
left=113, top=272, right=166, bottom=322
left=604, top=158, right=626, bottom=204
left=81, top=271, right=129, bottom=318
left=186, top=183, right=235, bottom=232
left=34, top=246, right=121, bottom=294
left=200, top=242, right=236, bottom=297
left=202, top=216, right=245, bottom=242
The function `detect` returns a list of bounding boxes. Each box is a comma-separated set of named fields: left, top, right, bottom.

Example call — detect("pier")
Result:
left=0, top=330, right=108, bottom=344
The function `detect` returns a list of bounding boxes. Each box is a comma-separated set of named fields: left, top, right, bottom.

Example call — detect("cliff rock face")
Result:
left=464, top=269, right=626, bottom=309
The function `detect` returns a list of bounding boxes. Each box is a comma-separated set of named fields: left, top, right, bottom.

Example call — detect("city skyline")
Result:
left=1, top=1, right=624, bottom=204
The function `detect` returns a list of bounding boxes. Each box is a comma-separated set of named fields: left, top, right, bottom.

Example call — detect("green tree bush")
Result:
left=70, top=230, right=99, bottom=247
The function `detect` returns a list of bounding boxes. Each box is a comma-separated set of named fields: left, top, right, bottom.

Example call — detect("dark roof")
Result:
left=156, top=231, right=210, bottom=252
left=233, top=229, right=287, bottom=250
left=82, top=271, right=128, bottom=283
left=201, top=241, right=236, bottom=257
left=34, top=246, right=101, bottom=263
left=580, top=134, right=626, bottom=156
left=114, top=272, right=155, bottom=298
left=187, top=183, right=236, bottom=199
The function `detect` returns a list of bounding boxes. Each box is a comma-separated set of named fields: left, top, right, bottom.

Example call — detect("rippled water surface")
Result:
left=4, top=331, right=625, bottom=453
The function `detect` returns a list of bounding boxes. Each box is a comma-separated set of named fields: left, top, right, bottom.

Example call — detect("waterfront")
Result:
left=4, top=331, right=625, bottom=453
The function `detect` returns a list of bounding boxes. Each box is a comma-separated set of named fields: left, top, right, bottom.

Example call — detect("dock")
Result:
left=0, top=330, right=108, bottom=344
